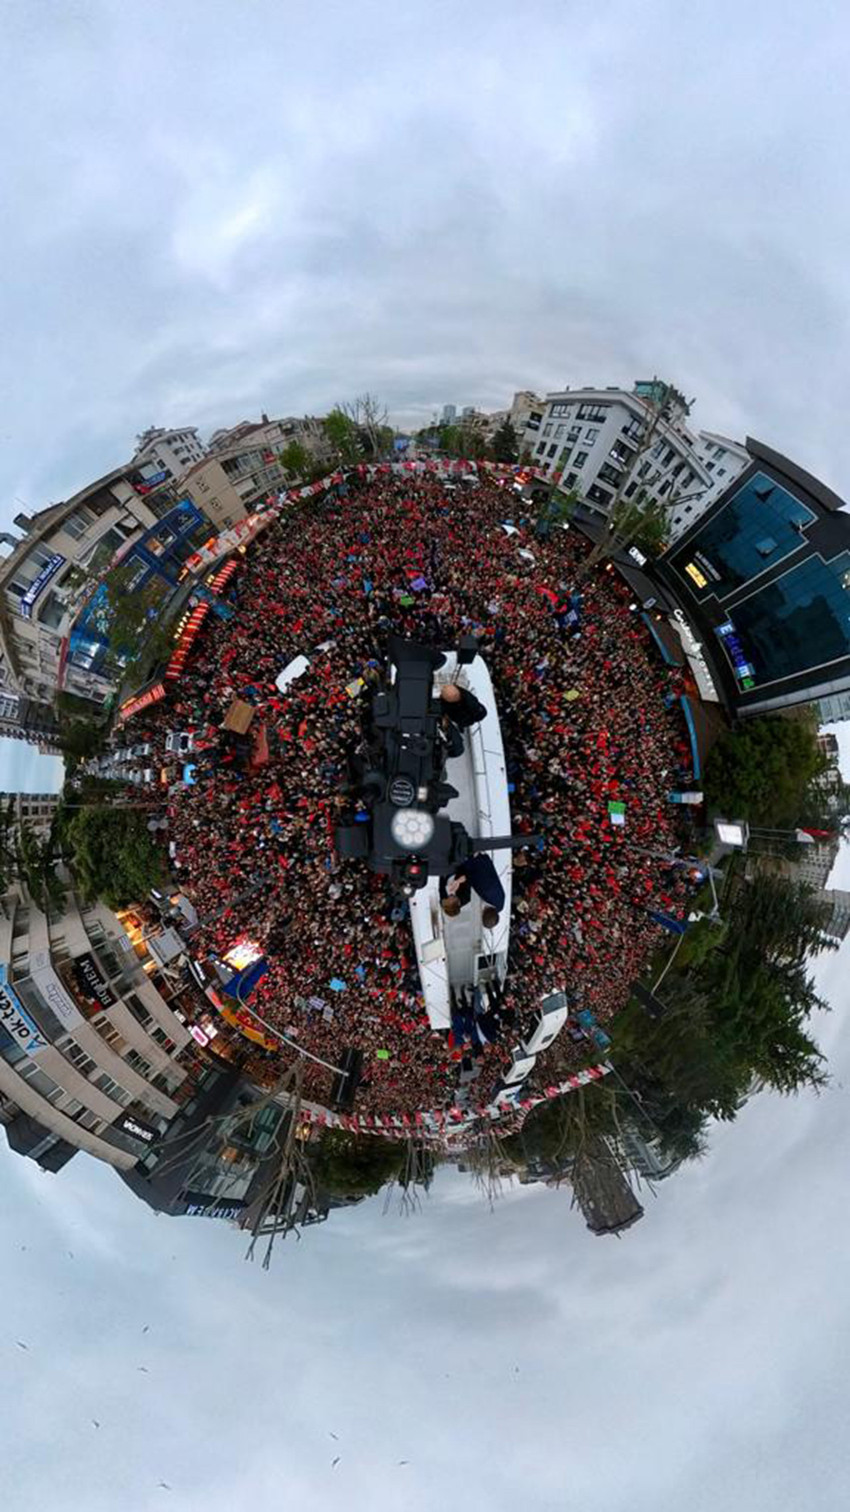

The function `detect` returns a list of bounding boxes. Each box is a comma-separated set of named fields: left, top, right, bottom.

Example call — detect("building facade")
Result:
left=667, top=431, right=750, bottom=541
left=0, top=692, right=62, bottom=751
left=133, top=427, right=206, bottom=478
left=660, top=439, right=850, bottom=716
left=820, top=888, right=850, bottom=943
left=509, top=390, right=545, bottom=453
left=206, top=415, right=332, bottom=502
left=0, top=880, right=215, bottom=1174
left=526, top=384, right=712, bottom=524
left=0, top=790, right=60, bottom=841
left=817, top=688, right=850, bottom=724
left=0, top=468, right=212, bottom=712
left=179, top=458, right=251, bottom=531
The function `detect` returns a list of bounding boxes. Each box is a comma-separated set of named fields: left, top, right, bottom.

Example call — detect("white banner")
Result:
left=29, top=950, right=84, bottom=1031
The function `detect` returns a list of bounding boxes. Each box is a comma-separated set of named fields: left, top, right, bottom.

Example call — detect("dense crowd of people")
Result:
left=132, top=471, right=694, bottom=1115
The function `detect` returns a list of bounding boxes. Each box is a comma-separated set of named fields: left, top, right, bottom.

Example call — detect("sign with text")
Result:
left=29, top=951, right=84, bottom=1031
left=114, top=1111, right=158, bottom=1146
left=70, top=952, right=116, bottom=1011
left=0, top=966, right=48, bottom=1056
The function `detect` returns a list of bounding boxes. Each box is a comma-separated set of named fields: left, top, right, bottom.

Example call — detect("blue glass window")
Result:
left=722, top=550, right=850, bottom=685
left=673, top=471, right=814, bottom=597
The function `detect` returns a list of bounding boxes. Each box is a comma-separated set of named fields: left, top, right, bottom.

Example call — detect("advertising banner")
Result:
left=29, top=951, right=84, bottom=1031
left=0, top=966, right=48, bottom=1056
left=70, top=952, right=116, bottom=1011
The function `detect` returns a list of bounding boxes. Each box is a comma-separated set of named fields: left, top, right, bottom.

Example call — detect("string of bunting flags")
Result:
left=278, top=456, right=550, bottom=507
left=291, top=1062, right=612, bottom=1144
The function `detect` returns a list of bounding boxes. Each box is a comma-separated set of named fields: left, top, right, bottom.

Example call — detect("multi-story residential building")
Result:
left=179, top=458, right=251, bottom=531
left=820, top=888, right=850, bottom=943
left=527, top=383, right=712, bottom=524
left=206, top=415, right=332, bottom=505
left=0, top=790, right=60, bottom=841
left=509, top=390, right=545, bottom=452
left=440, top=404, right=457, bottom=425
left=133, top=426, right=206, bottom=478
left=668, top=432, right=750, bottom=541
left=779, top=840, right=838, bottom=890
left=0, top=466, right=211, bottom=711
left=0, top=691, right=62, bottom=751
left=817, top=688, right=850, bottom=725
left=660, top=439, right=850, bottom=717
left=0, top=879, right=219, bottom=1175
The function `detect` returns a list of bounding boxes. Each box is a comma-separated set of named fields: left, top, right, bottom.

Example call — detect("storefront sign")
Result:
left=183, top=1197, right=245, bottom=1220
left=29, top=951, right=84, bottom=1031
left=70, top=952, right=116, bottom=1011
left=115, top=1111, right=158, bottom=1145
left=0, top=966, right=48, bottom=1056
left=671, top=609, right=720, bottom=702
left=716, top=620, right=756, bottom=689
left=628, top=545, right=648, bottom=568
left=118, top=681, right=166, bottom=723
left=20, top=554, right=66, bottom=619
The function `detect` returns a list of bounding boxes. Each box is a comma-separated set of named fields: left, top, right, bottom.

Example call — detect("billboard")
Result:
left=19, top=554, right=66, bottom=619
left=69, top=953, right=116, bottom=1011
left=29, top=951, right=84, bottom=1031
left=0, top=966, right=49, bottom=1057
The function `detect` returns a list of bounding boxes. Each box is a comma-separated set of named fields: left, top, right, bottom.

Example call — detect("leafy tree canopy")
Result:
left=704, top=714, right=824, bottom=826
left=309, top=1129, right=405, bottom=1199
left=492, top=417, right=519, bottom=464
left=65, top=805, right=165, bottom=908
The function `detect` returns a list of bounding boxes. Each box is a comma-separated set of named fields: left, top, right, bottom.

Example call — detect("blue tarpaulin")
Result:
left=678, top=694, right=702, bottom=780
left=641, top=612, right=680, bottom=666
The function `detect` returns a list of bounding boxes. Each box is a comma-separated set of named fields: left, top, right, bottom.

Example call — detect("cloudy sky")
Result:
left=3, top=1, right=850, bottom=1507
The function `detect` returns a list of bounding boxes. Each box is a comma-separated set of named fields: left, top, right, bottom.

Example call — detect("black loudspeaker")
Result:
left=457, top=635, right=479, bottom=666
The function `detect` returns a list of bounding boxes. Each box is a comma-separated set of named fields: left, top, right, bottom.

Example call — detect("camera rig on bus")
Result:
left=334, top=633, right=532, bottom=892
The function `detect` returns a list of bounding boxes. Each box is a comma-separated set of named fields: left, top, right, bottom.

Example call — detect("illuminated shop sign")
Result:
left=118, top=681, right=166, bottom=723
left=20, top=554, right=66, bottom=619
left=685, top=562, right=708, bottom=588
left=716, top=621, right=756, bottom=689
left=115, top=1111, right=158, bottom=1145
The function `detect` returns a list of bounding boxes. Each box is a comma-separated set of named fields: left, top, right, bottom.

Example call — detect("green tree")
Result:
left=14, top=820, right=66, bottom=913
left=704, top=715, right=824, bottom=826
left=492, top=417, right=519, bottom=464
left=59, top=717, right=106, bottom=764
left=308, top=1129, right=405, bottom=1199
left=65, top=806, right=165, bottom=908
left=278, top=440, right=310, bottom=479
left=323, top=408, right=362, bottom=465
left=439, top=423, right=463, bottom=457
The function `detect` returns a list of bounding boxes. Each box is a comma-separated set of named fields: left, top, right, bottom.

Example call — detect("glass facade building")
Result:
left=661, top=441, right=850, bottom=715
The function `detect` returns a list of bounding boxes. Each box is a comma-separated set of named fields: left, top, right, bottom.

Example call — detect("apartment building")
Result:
left=0, top=790, right=60, bottom=841
left=526, top=383, right=712, bottom=523
left=0, top=466, right=210, bottom=711
left=668, top=431, right=750, bottom=540
left=133, top=426, right=206, bottom=478
left=0, top=881, right=214, bottom=1174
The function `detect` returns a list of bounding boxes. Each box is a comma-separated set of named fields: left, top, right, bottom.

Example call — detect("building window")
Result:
left=574, top=451, right=589, bottom=468
left=546, top=444, right=557, bottom=459
left=577, top=404, right=607, bottom=423
left=584, top=429, right=599, bottom=444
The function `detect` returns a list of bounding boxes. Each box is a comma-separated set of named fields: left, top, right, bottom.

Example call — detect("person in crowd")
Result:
left=128, top=468, right=692, bottom=1118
